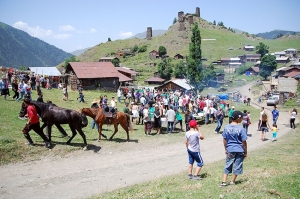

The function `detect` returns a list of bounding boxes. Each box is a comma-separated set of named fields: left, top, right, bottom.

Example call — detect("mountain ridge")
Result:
left=0, top=22, right=72, bottom=68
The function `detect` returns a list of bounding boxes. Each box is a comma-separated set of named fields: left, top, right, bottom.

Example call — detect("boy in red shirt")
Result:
left=22, top=98, right=50, bottom=147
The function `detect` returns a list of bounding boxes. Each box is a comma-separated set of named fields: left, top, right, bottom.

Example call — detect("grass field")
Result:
left=91, top=127, right=300, bottom=199
left=0, top=84, right=258, bottom=165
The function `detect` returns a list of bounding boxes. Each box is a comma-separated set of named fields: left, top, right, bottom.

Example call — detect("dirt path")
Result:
left=0, top=82, right=293, bottom=199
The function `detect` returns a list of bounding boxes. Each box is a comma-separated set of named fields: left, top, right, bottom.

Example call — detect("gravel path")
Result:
left=0, top=82, right=293, bottom=199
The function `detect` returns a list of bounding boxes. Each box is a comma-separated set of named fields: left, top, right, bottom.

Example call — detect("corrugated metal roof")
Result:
left=99, top=57, right=117, bottom=60
left=145, top=77, right=166, bottom=82
left=251, top=66, right=259, bottom=72
left=276, top=67, right=287, bottom=71
left=161, top=78, right=194, bottom=90
left=68, top=62, right=120, bottom=78
left=28, top=67, right=61, bottom=76
left=117, top=73, right=133, bottom=82
left=291, top=62, right=300, bottom=66
left=276, top=57, right=289, bottom=61
left=274, top=51, right=286, bottom=55
left=117, top=67, right=138, bottom=74
left=283, top=71, right=300, bottom=78
left=244, top=46, right=254, bottom=48
left=231, top=58, right=240, bottom=61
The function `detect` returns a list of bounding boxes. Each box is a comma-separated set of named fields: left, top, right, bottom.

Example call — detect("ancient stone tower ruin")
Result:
left=178, top=11, right=186, bottom=31
left=188, top=15, right=194, bottom=25
left=146, top=27, right=152, bottom=40
left=196, top=7, right=200, bottom=17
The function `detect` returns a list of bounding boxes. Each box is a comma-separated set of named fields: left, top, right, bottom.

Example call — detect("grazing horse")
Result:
left=30, top=101, right=89, bottom=147
left=80, top=107, right=133, bottom=141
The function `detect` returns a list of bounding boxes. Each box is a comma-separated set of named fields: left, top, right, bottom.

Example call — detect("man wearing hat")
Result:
left=22, top=97, right=50, bottom=148
left=220, top=110, right=247, bottom=187
left=185, top=120, right=204, bottom=180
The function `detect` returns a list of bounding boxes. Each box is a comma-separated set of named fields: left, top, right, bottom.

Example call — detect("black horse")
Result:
left=19, top=102, right=69, bottom=138
left=20, top=101, right=89, bottom=148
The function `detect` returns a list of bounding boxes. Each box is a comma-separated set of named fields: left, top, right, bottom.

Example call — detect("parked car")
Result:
left=218, top=87, right=227, bottom=92
left=266, top=97, right=279, bottom=106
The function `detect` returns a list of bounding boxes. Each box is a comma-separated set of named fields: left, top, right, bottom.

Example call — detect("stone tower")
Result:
left=146, top=27, right=152, bottom=40
left=188, top=15, right=194, bottom=24
left=178, top=11, right=185, bottom=22
left=196, top=7, right=200, bottom=17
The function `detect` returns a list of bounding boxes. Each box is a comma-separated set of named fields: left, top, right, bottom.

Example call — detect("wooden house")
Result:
left=99, top=57, right=120, bottom=62
left=149, top=50, right=159, bottom=59
left=174, top=53, right=184, bottom=60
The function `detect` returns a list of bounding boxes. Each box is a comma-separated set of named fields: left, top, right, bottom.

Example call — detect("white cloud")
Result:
left=90, top=28, right=97, bottom=33
left=13, top=21, right=52, bottom=38
left=53, top=33, right=73, bottom=40
left=58, top=25, right=76, bottom=32
left=119, top=31, right=133, bottom=38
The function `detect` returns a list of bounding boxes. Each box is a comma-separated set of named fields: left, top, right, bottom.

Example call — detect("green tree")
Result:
left=111, top=58, right=120, bottom=67
left=63, top=55, right=79, bottom=69
left=213, top=20, right=216, bottom=25
left=131, top=45, right=139, bottom=53
left=255, top=42, right=269, bottom=57
left=201, top=64, right=216, bottom=86
left=158, top=46, right=167, bottom=57
left=174, top=61, right=186, bottom=78
left=173, top=17, right=177, bottom=24
left=18, top=66, right=27, bottom=71
left=217, top=21, right=224, bottom=26
left=138, top=45, right=147, bottom=53
left=259, top=54, right=277, bottom=80
left=186, top=22, right=203, bottom=92
left=158, top=58, right=173, bottom=80
left=108, top=37, right=111, bottom=42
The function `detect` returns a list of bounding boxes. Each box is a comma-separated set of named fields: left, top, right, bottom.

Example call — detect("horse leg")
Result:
left=55, top=124, right=68, bottom=137
left=109, top=123, right=119, bottom=141
left=76, top=127, right=87, bottom=149
left=120, top=121, right=130, bottom=141
left=66, top=125, right=77, bottom=145
left=46, top=124, right=53, bottom=142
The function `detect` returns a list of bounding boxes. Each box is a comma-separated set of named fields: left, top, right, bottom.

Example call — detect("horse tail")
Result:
left=81, top=113, right=88, bottom=127
left=125, top=113, right=134, bottom=132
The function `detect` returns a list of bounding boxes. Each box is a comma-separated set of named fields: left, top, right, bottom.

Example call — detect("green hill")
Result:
left=77, top=18, right=300, bottom=82
left=0, top=22, right=73, bottom=68
left=256, top=29, right=300, bottom=39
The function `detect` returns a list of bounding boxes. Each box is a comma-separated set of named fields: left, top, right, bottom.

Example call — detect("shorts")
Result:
left=224, top=152, right=245, bottom=175
left=1, top=88, right=9, bottom=95
left=261, top=127, right=268, bottom=132
left=187, top=148, right=204, bottom=167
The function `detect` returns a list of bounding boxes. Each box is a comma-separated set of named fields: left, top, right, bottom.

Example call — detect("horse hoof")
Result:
left=83, top=146, right=88, bottom=151
left=97, top=139, right=101, bottom=142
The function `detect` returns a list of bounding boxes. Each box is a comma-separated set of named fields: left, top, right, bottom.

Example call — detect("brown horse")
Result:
left=80, top=108, right=133, bottom=141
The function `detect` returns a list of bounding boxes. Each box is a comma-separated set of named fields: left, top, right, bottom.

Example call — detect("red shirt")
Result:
left=27, top=105, right=39, bottom=124
left=199, top=101, right=205, bottom=109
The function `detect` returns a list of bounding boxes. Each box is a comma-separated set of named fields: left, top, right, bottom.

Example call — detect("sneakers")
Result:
left=219, top=182, right=227, bottom=187
left=192, top=175, right=203, bottom=180
left=215, top=131, right=218, bottom=134
left=188, top=174, right=193, bottom=179
left=229, top=181, right=235, bottom=185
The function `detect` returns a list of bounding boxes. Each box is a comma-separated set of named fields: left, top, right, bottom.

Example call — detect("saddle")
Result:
left=103, top=107, right=117, bottom=125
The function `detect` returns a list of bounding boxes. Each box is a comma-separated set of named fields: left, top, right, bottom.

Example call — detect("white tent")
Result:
left=28, top=67, right=61, bottom=76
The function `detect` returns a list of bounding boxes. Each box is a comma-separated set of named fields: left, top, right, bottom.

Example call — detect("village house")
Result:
left=245, top=66, right=260, bottom=76
left=239, top=54, right=261, bottom=63
left=284, top=48, right=298, bottom=57
left=276, top=56, right=290, bottom=64
left=116, top=67, right=138, bottom=81
left=144, top=77, right=166, bottom=85
left=174, top=53, right=184, bottom=60
left=243, top=45, right=255, bottom=51
left=276, top=67, right=300, bottom=77
left=290, top=62, right=300, bottom=68
left=274, top=51, right=286, bottom=57
left=149, top=50, right=159, bottom=59
left=155, top=78, right=194, bottom=91
left=216, top=73, right=225, bottom=82
left=65, top=62, right=132, bottom=91
left=220, top=57, right=242, bottom=66
left=99, top=57, right=120, bottom=62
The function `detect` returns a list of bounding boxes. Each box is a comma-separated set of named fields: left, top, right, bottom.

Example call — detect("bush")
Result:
left=138, top=45, right=147, bottom=53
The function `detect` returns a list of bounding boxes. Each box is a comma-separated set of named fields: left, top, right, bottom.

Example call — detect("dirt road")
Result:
left=0, top=82, right=293, bottom=199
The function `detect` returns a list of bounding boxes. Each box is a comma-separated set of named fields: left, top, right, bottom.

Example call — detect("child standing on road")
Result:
left=272, top=124, right=279, bottom=142
left=186, top=120, right=204, bottom=180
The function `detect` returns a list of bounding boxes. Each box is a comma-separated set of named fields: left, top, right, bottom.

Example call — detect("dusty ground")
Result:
left=0, top=82, right=294, bottom=199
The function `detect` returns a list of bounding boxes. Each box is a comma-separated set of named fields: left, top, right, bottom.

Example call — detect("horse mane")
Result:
left=30, top=101, right=50, bottom=116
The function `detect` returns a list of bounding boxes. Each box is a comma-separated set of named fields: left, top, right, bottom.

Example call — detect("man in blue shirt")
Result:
left=271, top=106, right=279, bottom=125
left=220, top=111, right=247, bottom=187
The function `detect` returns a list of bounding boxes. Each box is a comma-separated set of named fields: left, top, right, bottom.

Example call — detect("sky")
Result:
left=0, top=0, right=299, bottom=53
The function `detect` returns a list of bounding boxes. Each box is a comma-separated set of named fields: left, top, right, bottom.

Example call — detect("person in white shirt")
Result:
left=178, top=97, right=183, bottom=113
left=110, top=96, right=117, bottom=108
left=209, top=105, right=217, bottom=123
left=117, top=88, right=122, bottom=103
left=203, top=105, right=210, bottom=125
left=140, top=95, right=146, bottom=105
left=257, top=107, right=265, bottom=131
left=166, top=106, right=176, bottom=134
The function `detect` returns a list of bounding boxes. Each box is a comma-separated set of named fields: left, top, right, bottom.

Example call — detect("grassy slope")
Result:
left=75, top=17, right=300, bottom=84
left=92, top=127, right=300, bottom=199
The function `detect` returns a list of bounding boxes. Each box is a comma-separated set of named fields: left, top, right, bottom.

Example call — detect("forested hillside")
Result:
left=256, top=30, right=300, bottom=39
left=0, top=22, right=72, bottom=68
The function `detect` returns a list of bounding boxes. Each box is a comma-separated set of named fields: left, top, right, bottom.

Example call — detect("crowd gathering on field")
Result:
left=0, top=71, right=298, bottom=187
